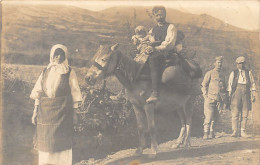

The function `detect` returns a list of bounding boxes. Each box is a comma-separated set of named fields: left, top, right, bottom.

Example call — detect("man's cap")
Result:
left=152, top=6, right=166, bottom=14
left=236, top=56, right=246, bottom=63
left=215, top=56, right=223, bottom=62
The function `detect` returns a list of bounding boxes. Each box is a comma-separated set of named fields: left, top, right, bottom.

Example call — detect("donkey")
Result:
left=85, top=44, right=201, bottom=157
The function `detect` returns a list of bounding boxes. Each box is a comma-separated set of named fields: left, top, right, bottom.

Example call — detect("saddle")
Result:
left=134, top=51, right=202, bottom=81
left=134, top=52, right=202, bottom=95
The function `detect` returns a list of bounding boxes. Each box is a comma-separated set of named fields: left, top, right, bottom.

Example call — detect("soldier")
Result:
left=201, top=56, right=226, bottom=140
left=227, top=56, right=256, bottom=138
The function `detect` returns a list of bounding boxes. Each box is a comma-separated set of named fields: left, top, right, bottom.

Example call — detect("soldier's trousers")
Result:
left=231, top=84, right=250, bottom=132
left=203, top=98, right=219, bottom=133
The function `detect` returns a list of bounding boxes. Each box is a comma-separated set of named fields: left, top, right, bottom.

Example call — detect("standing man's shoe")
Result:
left=146, top=91, right=159, bottom=103
left=231, top=131, right=238, bottom=137
left=240, top=130, right=251, bottom=138
left=203, top=132, right=208, bottom=140
left=208, top=131, right=215, bottom=139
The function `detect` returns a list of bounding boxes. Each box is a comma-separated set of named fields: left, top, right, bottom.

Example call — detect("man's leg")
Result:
left=203, top=99, right=215, bottom=140
left=209, top=103, right=219, bottom=139
left=231, top=90, right=242, bottom=137
left=240, top=90, right=250, bottom=138
left=146, top=52, right=163, bottom=103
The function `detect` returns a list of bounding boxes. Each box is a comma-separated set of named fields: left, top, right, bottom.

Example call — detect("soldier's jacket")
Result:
left=201, top=68, right=226, bottom=101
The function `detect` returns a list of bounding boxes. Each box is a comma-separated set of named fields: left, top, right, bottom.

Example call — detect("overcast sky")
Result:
left=3, top=1, right=260, bottom=31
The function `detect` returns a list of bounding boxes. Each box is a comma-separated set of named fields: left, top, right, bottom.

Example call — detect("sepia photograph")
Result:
left=1, top=0, right=260, bottom=164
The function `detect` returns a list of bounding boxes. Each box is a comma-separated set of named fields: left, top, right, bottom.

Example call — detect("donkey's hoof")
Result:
left=171, top=143, right=181, bottom=149
left=147, top=147, right=158, bottom=158
left=184, top=143, right=191, bottom=150
left=134, top=148, right=143, bottom=156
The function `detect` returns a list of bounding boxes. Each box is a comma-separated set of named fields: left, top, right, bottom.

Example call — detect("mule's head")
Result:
left=85, top=43, right=119, bottom=86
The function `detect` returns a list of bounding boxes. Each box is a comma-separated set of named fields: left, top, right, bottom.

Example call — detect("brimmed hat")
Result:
left=236, top=56, right=246, bottom=63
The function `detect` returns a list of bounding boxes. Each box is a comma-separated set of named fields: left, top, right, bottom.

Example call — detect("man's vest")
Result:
left=152, top=23, right=170, bottom=45
left=231, top=69, right=251, bottom=95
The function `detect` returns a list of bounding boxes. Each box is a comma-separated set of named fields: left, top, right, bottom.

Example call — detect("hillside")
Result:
left=2, top=4, right=260, bottom=76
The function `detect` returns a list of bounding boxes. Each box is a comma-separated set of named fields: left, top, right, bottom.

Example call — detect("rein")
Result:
left=93, top=62, right=105, bottom=71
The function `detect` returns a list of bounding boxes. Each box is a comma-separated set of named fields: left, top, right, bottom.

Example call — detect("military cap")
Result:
left=215, top=56, right=223, bottom=62
left=236, top=56, right=246, bottom=63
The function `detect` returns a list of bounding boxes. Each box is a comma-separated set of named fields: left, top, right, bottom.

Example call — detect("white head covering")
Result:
left=47, top=44, right=70, bottom=74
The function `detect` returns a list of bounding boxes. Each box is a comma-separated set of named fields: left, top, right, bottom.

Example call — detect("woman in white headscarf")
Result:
left=30, top=44, right=82, bottom=165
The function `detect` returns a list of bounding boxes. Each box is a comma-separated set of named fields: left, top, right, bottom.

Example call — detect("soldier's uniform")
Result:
left=201, top=56, right=226, bottom=139
left=227, top=56, right=256, bottom=137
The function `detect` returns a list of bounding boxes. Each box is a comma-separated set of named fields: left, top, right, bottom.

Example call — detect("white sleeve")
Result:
left=227, top=71, right=234, bottom=93
left=156, top=24, right=177, bottom=51
left=30, top=72, right=43, bottom=105
left=69, top=69, right=83, bottom=108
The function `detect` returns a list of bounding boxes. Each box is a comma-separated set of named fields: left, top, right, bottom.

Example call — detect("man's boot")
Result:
left=146, top=91, right=159, bottom=103
left=209, top=121, right=215, bottom=139
left=231, top=130, right=238, bottom=137
left=231, top=115, right=239, bottom=137
left=110, top=89, right=125, bottom=101
left=203, top=132, right=208, bottom=140
left=241, top=117, right=250, bottom=138
left=208, top=131, right=215, bottom=139
left=240, top=129, right=251, bottom=138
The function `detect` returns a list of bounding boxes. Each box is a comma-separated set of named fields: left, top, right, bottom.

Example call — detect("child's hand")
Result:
left=145, top=46, right=154, bottom=54
left=73, top=108, right=80, bottom=125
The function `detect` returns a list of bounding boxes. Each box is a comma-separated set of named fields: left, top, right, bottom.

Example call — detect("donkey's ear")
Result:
left=111, top=43, right=119, bottom=51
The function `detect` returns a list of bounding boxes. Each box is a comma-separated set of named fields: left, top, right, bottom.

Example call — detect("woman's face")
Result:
left=53, top=54, right=65, bottom=64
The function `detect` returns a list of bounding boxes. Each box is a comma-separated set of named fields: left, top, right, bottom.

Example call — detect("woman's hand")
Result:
left=73, top=108, right=80, bottom=125
left=251, top=91, right=256, bottom=103
left=32, top=105, right=39, bottom=125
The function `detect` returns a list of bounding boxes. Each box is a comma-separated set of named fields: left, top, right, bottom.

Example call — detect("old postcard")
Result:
left=1, top=0, right=260, bottom=164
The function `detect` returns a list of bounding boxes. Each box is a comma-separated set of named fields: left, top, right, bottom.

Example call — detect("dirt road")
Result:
left=77, top=134, right=260, bottom=165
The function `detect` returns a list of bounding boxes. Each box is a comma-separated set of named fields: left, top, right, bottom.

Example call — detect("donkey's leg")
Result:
left=172, top=109, right=186, bottom=149
left=144, top=103, right=158, bottom=158
left=133, top=104, right=147, bottom=156
left=183, top=97, right=194, bottom=149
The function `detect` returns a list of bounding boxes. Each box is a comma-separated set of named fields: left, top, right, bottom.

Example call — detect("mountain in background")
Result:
left=2, top=4, right=259, bottom=75
left=98, top=7, right=244, bottom=31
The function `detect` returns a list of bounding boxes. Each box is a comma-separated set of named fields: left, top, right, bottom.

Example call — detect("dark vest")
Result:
left=152, top=23, right=170, bottom=45
left=231, top=69, right=251, bottom=95
left=41, top=67, right=71, bottom=97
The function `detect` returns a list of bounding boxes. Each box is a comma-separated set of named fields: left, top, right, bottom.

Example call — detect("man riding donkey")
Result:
left=144, top=6, right=197, bottom=103
left=111, top=6, right=187, bottom=101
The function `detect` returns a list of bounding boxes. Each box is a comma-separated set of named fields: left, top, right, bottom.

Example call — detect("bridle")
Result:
left=92, top=50, right=120, bottom=78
